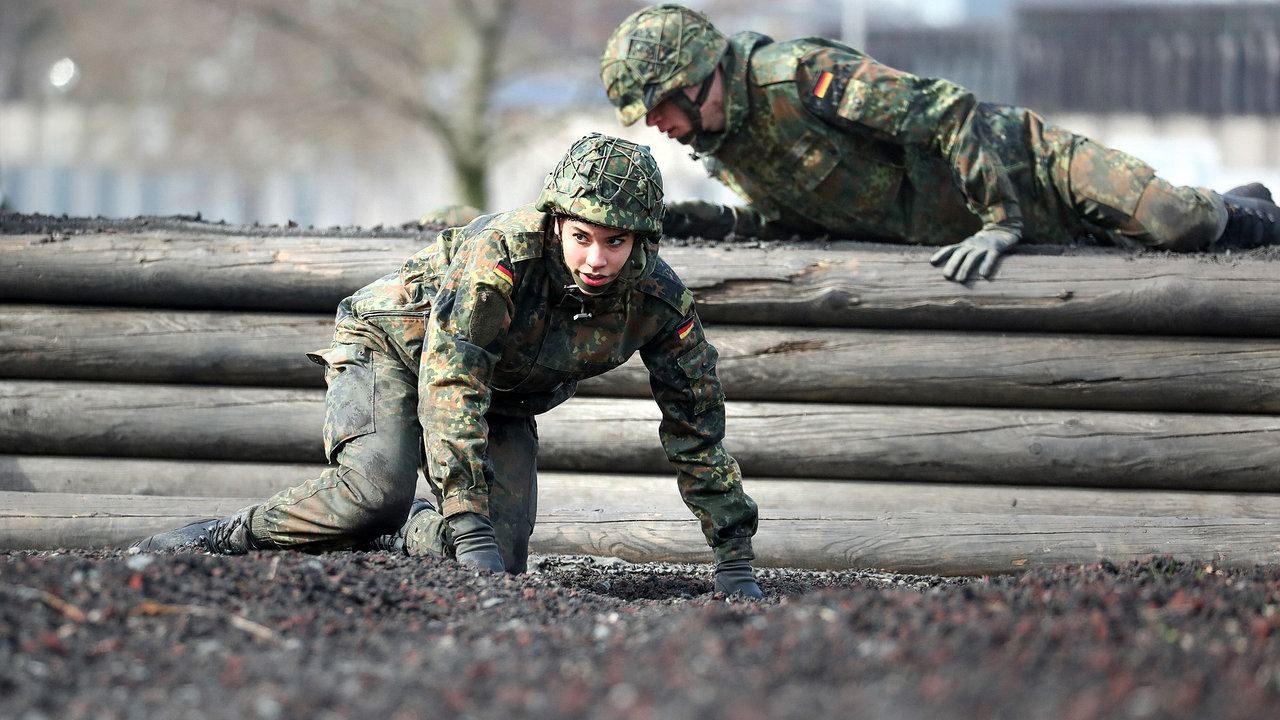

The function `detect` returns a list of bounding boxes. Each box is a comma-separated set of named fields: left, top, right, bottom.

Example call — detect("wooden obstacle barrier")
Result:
left=3, top=222, right=1280, bottom=574
left=9, top=303, right=1280, bottom=412
left=7, top=231, right=1280, bottom=335
left=6, top=382, right=1280, bottom=490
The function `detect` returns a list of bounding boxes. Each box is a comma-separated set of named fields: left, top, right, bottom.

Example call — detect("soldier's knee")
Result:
left=331, top=464, right=419, bottom=538
left=1129, top=180, right=1226, bottom=252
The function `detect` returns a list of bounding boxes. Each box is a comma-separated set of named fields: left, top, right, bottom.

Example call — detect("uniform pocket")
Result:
left=309, top=343, right=376, bottom=462
left=676, top=340, right=726, bottom=416
left=794, top=131, right=904, bottom=224
left=837, top=77, right=910, bottom=136
left=1067, top=137, right=1155, bottom=216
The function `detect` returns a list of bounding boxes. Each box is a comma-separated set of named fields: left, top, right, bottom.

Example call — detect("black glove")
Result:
left=447, top=512, right=505, bottom=573
left=663, top=200, right=739, bottom=239
left=713, top=558, right=764, bottom=598
left=929, top=223, right=1021, bottom=282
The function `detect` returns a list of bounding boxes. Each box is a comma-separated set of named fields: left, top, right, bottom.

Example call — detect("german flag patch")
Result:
left=491, top=260, right=514, bottom=290
left=676, top=315, right=696, bottom=340
left=813, top=71, right=834, bottom=99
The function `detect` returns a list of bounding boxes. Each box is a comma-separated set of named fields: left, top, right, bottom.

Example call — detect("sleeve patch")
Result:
left=813, top=71, right=834, bottom=98
left=491, top=261, right=514, bottom=291
left=677, top=316, right=696, bottom=340
left=469, top=287, right=509, bottom=348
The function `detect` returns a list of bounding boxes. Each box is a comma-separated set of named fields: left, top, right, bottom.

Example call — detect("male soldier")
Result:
left=601, top=3, right=1280, bottom=282
left=132, top=133, right=764, bottom=598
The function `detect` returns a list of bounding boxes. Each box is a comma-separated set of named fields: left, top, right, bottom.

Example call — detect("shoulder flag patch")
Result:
left=677, top=315, right=696, bottom=340
left=813, top=70, right=834, bottom=98
left=491, top=260, right=514, bottom=290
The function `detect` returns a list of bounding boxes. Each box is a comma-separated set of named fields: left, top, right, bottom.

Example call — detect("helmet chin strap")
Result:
left=669, top=71, right=717, bottom=144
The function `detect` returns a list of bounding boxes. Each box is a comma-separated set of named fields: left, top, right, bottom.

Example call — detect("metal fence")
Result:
left=866, top=2, right=1280, bottom=117
left=1016, top=3, right=1280, bottom=116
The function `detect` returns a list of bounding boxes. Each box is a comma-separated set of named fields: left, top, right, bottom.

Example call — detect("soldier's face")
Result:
left=693, top=70, right=727, bottom=132
left=557, top=218, right=636, bottom=295
left=644, top=70, right=726, bottom=144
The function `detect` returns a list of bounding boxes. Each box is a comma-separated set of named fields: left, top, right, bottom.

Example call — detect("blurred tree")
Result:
left=239, top=0, right=521, bottom=210
left=7, top=0, right=617, bottom=213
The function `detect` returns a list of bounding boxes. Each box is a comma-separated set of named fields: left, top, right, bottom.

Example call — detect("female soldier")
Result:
left=132, top=133, right=763, bottom=598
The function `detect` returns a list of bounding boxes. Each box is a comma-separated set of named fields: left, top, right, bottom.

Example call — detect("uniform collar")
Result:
left=692, top=31, right=772, bottom=156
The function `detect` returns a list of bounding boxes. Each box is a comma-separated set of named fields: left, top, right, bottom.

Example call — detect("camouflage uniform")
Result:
left=599, top=4, right=1280, bottom=284
left=129, top=133, right=762, bottom=595
left=247, top=204, right=757, bottom=572
left=683, top=32, right=1226, bottom=250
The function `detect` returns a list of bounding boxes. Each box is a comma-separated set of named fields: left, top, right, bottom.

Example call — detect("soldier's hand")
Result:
left=713, top=558, right=764, bottom=598
left=929, top=224, right=1021, bottom=282
left=447, top=512, right=505, bottom=573
left=663, top=200, right=738, bottom=239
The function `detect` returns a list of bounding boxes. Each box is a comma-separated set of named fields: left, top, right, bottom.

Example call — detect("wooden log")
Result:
left=672, top=243, right=1280, bottom=337
left=541, top=398, right=1280, bottom=490
left=0, top=304, right=331, bottom=387
left=9, top=455, right=1280, bottom=520
left=9, top=304, right=1280, bottom=413
left=529, top=510, right=1280, bottom=574
left=6, top=231, right=1280, bottom=336
left=0, top=455, right=331, bottom=497
left=4, top=491, right=1279, bottom=574
left=535, top=473, right=1280, bottom=521
left=582, top=324, right=1280, bottom=413
left=0, top=492, right=263, bottom=551
left=6, top=381, right=1280, bottom=490
left=0, top=231, right=423, bottom=312
left=0, top=380, right=326, bottom=463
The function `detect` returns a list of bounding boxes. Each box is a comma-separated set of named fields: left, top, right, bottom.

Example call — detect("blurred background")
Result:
left=1, top=0, right=1278, bottom=228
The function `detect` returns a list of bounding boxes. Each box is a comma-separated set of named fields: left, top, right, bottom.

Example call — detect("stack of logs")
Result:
left=3, top=219, right=1280, bottom=575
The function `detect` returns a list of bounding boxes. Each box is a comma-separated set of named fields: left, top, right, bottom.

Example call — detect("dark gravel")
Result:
left=3, top=549, right=1279, bottom=720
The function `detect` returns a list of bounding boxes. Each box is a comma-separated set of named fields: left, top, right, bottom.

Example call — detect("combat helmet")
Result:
left=600, top=3, right=728, bottom=127
left=535, top=133, right=665, bottom=237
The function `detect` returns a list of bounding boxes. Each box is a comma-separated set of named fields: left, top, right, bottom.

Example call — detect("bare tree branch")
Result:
left=236, top=0, right=519, bottom=209
left=10, top=0, right=618, bottom=215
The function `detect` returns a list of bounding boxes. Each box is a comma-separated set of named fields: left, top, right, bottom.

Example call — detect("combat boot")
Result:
left=1224, top=182, right=1273, bottom=203
left=130, top=506, right=261, bottom=554
left=1217, top=194, right=1280, bottom=249
left=365, top=498, right=439, bottom=554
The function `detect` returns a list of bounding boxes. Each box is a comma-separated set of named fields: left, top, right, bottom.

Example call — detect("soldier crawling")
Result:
left=601, top=3, right=1280, bottom=282
left=132, top=133, right=764, bottom=599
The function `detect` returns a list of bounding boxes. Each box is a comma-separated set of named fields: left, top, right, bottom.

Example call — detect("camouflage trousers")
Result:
left=1038, top=120, right=1228, bottom=250
left=246, top=342, right=539, bottom=573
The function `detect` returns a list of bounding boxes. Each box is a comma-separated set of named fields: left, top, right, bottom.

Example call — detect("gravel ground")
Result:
left=3, top=549, right=1279, bottom=720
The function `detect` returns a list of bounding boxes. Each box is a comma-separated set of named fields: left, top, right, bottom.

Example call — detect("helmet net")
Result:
left=537, top=133, right=664, bottom=235
left=601, top=4, right=726, bottom=125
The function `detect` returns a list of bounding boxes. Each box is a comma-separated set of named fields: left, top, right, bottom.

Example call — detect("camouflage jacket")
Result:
left=694, top=32, right=1102, bottom=245
left=330, top=204, right=757, bottom=563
